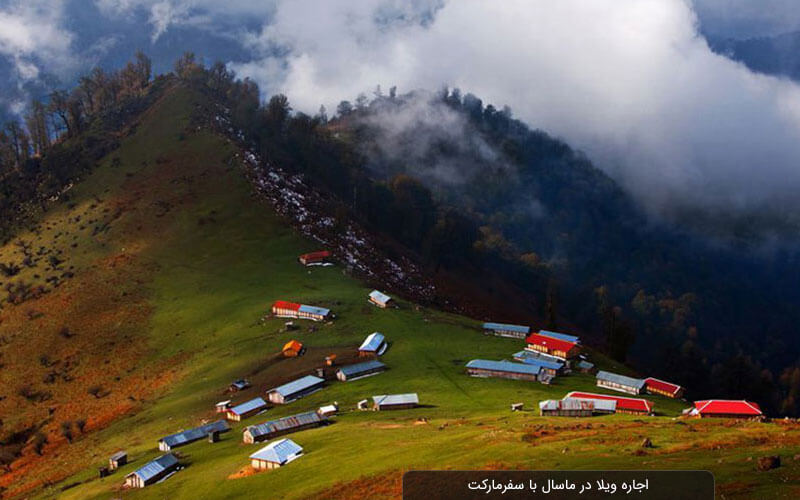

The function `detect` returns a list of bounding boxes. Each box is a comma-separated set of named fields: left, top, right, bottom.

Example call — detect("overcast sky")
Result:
left=2, top=0, right=800, bottom=217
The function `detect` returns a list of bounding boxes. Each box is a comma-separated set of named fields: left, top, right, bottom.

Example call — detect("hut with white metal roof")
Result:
left=226, top=398, right=268, bottom=422
left=358, top=332, right=387, bottom=357
left=372, top=393, right=419, bottom=411
left=368, top=290, right=393, bottom=308
left=158, top=420, right=231, bottom=451
left=243, top=411, right=327, bottom=444
left=266, top=375, right=325, bottom=404
left=124, top=453, right=179, bottom=488
left=539, top=397, right=617, bottom=417
left=465, top=359, right=540, bottom=382
left=595, top=371, right=646, bottom=395
left=249, top=439, right=304, bottom=470
left=337, top=360, right=387, bottom=381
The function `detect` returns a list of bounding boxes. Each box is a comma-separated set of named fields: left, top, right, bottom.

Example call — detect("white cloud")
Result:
left=229, top=0, right=800, bottom=216
left=0, top=1, right=76, bottom=82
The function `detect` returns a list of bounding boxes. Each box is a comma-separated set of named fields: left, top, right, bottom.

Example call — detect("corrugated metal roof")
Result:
left=229, top=397, right=268, bottom=416
left=110, top=451, right=127, bottom=461
left=369, top=290, right=391, bottom=303
left=359, top=332, right=386, bottom=352
left=526, top=333, right=578, bottom=352
left=338, top=360, right=386, bottom=377
left=159, top=420, right=230, bottom=447
left=246, top=411, right=325, bottom=439
left=249, top=439, right=303, bottom=465
left=482, top=322, right=530, bottom=334
left=512, top=351, right=564, bottom=370
left=577, top=360, right=595, bottom=370
left=131, top=453, right=178, bottom=482
left=270, top=375, right=325, bottom=397
left=566, top=397, right=617, bottom=412
left=566, top=391, right=654, bottom=413
left=298, top=304, right=330, bottom=316
left=538, top=330, right=581, bottom=343
left=596, top=371, right=645, bottom=389
left=466, top=359, right=541, bottom=376
left=372, top=393, right=419, bottom=406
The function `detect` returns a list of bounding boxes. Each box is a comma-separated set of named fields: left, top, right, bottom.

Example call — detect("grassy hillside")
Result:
left=2, top=84, right=799, bottom=500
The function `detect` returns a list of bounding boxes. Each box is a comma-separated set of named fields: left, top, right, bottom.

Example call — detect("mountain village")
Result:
left=108, top=251, right=765, bottom=490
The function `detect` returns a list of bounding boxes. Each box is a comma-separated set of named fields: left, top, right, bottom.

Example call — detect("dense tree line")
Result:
left=0, top=51, right=160, bottom=243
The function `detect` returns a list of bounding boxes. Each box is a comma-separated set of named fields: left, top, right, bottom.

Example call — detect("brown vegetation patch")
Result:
left=305, top=470, right=404, bottom=500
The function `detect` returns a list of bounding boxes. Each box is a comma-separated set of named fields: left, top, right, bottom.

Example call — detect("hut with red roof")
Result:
left=644, top=377, right=685, bottom=399
left=525, top=333, right=580, bottom=360
left=298, top=250, right=332, bottom=266
left=688, top=400, right=762, bottom=419
left=565, top=391, right=654, bottom=415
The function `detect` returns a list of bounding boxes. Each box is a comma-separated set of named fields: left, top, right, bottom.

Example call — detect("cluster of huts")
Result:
left=113, top=276, right=419, bottom=489
left=476, top=321, right=764, bottom=420
left=470, top=325, right=585, bottom=386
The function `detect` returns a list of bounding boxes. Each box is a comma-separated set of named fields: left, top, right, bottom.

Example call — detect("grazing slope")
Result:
left=1, top=85, right=799, bottom=500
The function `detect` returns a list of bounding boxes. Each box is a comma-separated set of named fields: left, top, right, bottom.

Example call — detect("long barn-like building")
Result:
left=243, top=411, right=327, bottom=444
left=466, top=359, right=541, bottom=382
left=565, top=391, right=654, bottom=415
left=158, top=420, right=231, bottom=451
left=267, top=375, right=325, bottom=404
left=271, top=301, right=332, bottom=322
left=596, top=371, right=646, bottom=395
left=482, top=322, right=530, bottom=339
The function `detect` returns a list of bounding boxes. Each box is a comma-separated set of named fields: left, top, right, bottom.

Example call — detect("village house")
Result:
left=596, top=371, right=646, bottom=395
left=512, top=351, right=565, bottom=376
left=318, top=403, right=339, bottom=417
left=482, top=322, right=530, bottom=340
left=215, top=400, right=232, bottom=413
left=525, top=333, right=580, bottom=360
left=644, top=377, right=685, bottom=399
left=565, top=391, right=654, bottom=415
left=358, top=332, right=388, bottom=357
left=250, top=439, right=304, bottom=470
left=539, top=397, right=617, bottom=417
left=368, top=290, right=393, bottom=308
left=226, top=398, right=268, bottom=422
left=243, top=411, right=327, bottom=444
left=576, top=360, right=596, bottom=374
left=282, top=340, right=305, bottom=357
left=266, top=375, right=325, bottom=404
left=372, top=393, right=419, bottom=411
left=124, top=453, right=179, bottom=488
left=337, top=360, right=387, bottom=381
left=109, top=451, right=127, bottom=471
left=465, top=359, right=541, bottom=382
left=271, top=301, right=332, bottom=322
left=298, top=250, right=332, bottom=266
left=158, top=420, right=231, bottom=451
left=687, top=400, right=763, bottom=419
